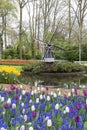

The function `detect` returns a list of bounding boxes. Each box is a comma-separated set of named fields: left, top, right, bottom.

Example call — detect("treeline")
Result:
left=0, top=0, right=87, bottom=61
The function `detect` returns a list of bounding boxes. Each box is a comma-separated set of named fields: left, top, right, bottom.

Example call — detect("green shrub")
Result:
left=22, top=61, right=85, bottom=73
left=32, top=62, right=44, bottom=73
left=22, top=61, right=44, bottom=73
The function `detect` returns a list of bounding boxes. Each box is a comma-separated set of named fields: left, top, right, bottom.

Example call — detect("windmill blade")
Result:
left=52, top=44, right=65, bottom=51
left=34, top=38, right=47, bottom=45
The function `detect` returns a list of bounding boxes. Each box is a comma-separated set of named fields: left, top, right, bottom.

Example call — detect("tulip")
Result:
left=55, top=104, right=59, bottom=110
left=22, top=90, right=26, bottom=95
left=65, top=106, right=69, bottom=113
left=12, top=103, right=16, bottom=109
left=36, top=98, right=39, bottom=103
left=32, top=111, right=37, bottom=118
left=47, top=96, right=50, bottom=101
left=31, top=105, right=35, bottom=111
left=74, top=115, right=80, bottom=122
left=4, top=103, right=9, bottom=109
left=40, top=94, right=43, bottom=100
left=47, top=119, right=52, bottom=127
left=20, top=125, right=25, bottom=130
left=7, top=98, right=11, bottom=104
left=21, top=102, right=24, bottom=107
left=1, top=97, right=4, bottom=102
left=29, top=126, right=34, bottom=130
left=24, top=114, right=27, bottom=122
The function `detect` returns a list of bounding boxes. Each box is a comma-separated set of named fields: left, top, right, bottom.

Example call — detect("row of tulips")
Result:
left=0, top=85, right=87, bottom=130
left=0, top=66, right=20, bottom=83
left=0, top=60, right=30, bottom=65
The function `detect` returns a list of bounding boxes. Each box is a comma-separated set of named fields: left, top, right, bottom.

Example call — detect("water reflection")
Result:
left=19, top=74, right=87, bottom=89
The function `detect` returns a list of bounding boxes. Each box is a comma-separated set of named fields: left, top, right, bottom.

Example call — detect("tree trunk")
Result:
left=0, top=34, right=3, bottom=61
left=68, top=0, right=71, bottom=43
left=19, top=5, right=22, bottom=59
left=79, top=1, right=82, bottom=63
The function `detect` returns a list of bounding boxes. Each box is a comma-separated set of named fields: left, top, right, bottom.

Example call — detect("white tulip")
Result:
left=34, top=89, right=37, bottom=94
left=20, top=85, right=23, bottom=89
left=86, top=98, right=87, bottom=104
left=50, top=91, right=53, bottom=96
left=31, top=105, right=35, bottom=111
left=1, top=97, right=4, bottom=102
left=47, top=96, right=50, bottom=101
left=7, top=98, right=11, bottom=104
left=22, top=109, right=25, bottom=114
left=68, top=92, right=71, bottom=97
left=29, top=126, right=34, bottom=130
left=24, top=114, right=27, bottom=122
left=58, top=91, right=61, bottom=96
left=72, top=89, right=74, bottom=93
left=22, top=90, right=26, bottom=95
left=54, top=93, right=57, bottom=98
left=31, top=91, right=34, bottom=95
left=63, top=110, right=66, bottom=114
left=47, top=119, right=52, bottom=127
left=55, top=104, right=59, bottom=110
left=41, top=87, right=44, bottom=91
left=57, top=88, right=60, bottom=91
left=12, top=103, right=16, bottom=109
left=21, top=102, right=24, bottom=107
left=40, top=94, right=43, bottom=100
left=3, top=111, right=5, bottom=115
left=1, top=127, right=7, bottom=130
left=83, top=85, right=85, bottom=88
left=29, top=99, right=32, bottom=104
left=19, top=95, right=22, bottom=100
left=36, top=98, right=39, bottom=103
left=37, top=87, right=40, bottom=91
left=65, top=107, right=69, bottom=113
left=20, top=125, right=25, bottom=130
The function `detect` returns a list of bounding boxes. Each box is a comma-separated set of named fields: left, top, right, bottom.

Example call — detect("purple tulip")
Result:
left=74, top=88, right=78, bottom=95
left=85, top=104, right=87, bottom=110
left=32, top=111, right=37, bottom=118
left=46, top=86, right=49, bottom=91
left=64, top=94, right=68, bottom=99
left=4, top=103, right=9, bottom=109
left=83, top=90, right=87, bottom=96
left=15, top=88, right=19, bottom=94
left=74, top=115, right=80, bottom=122
left=10, top=84, right=15, bottom=91
left=42, top=91, right=45, bottom=95
left=30, top=86, right=32, bottom=90
left=15, top=95, right=19, bottom=100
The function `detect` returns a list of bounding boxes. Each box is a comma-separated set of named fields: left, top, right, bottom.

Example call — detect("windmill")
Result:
left=34, top=28, right=65, bottom=62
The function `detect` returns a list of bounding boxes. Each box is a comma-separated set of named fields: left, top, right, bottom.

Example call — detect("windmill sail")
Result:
left=34, top=30, right=65, bottom=62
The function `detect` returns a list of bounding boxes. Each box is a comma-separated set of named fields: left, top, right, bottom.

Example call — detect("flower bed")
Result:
left=0, top=60, right=30, bottom=65
left=0, top=85, right=87, bottom=129
left=0, top=66, right=20, bottom=83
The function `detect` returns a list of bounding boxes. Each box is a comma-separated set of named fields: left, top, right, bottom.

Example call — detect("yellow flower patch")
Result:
left=0, top=66, right=20, bottom=76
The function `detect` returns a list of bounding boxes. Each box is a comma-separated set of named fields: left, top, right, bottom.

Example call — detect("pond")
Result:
left=19, top=73, right=87, bottom=89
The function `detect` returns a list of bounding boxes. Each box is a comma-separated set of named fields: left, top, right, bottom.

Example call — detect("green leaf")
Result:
left=83, top=121, right=87, bottom=130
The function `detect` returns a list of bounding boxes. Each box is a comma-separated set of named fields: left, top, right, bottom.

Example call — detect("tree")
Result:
left=0, top=0, right=17, bottom=61
left=69, top=0, right=87, bottom=62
